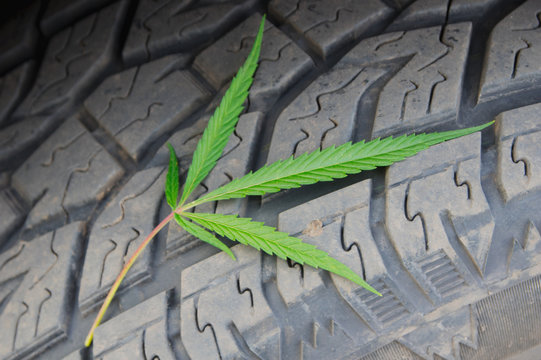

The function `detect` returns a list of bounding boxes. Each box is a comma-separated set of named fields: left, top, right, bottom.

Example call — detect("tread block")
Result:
left=495, top=103, right=541, bottom=202
left=365, top=275, right=541, bottom=359
left=0, top=2, right=40, bottom=75
left=508, top=222, right=541, bottom=274
left=15, top=2, right=127, bottom=117
left=459, top=275, right=541, bottom=359
left=193, top=13, right=314, bottom=111
left=85, top=55, right=211, bottom=161
left=399, top=306, right=478, bottom=360
left=479, top=0, right=541, bottom=102
left=122, top=0, right=258, bottom=66
left=40, top=0, right=117, bottom=37
left=300, top=320, right=358, bottom=360
left=348, top=23, right=471, bottom=138
left=269, top=0, right=393, bottom=59
left=180, top=245, right=280, bottom=360
left=360, top=341, right=423, bottom=360
left=0, top=189, right=25, bottom=246
left=164, top=112, right=262, bottom=257
left=62, top=349, right=83, bottom=360
left=266, top=23, right=471, bottom=164
left=278, top=180, right=413, bottom=330
left=387, top=0, right=498, bottom=31
left=79, top=167, right=166, bottom=314
left=267, top=64, right=387, bottom=164
left=0, top=61, right=34, bottom=128
left=0, top=222, right=83, bottom=360
left=385, top=133, right=494, bottom=303
left=0, top=114, right=62, bottom=169
left=11, top=117, right=124, bottom=232
left=92, top=291, right=176, bottom=360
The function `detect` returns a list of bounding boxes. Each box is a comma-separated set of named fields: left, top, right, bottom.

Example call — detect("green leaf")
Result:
left=174, top=213, right=236, bottom=260
left=179, top=16, right=266, bottom=206
left=165, top=143, right=179, bottom=210
left=183, top=212, right=381, bottom=295
left=186, top=122, right=493, bottom=208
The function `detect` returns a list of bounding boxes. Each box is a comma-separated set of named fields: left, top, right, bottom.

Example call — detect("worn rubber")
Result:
left=1, top=0, right=541, bottom=359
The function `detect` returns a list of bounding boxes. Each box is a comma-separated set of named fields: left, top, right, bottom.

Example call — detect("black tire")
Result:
left=1, top=0, right=541, bottom=359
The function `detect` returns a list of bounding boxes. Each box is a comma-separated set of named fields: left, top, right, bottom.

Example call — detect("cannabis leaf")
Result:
left=85, top=14, right=495, bottom=347
left=179, top=15, right=265, bottom=206
left=183, top=212, right=379, bottom=294
left=183, top=123, right=493, bottom=209
left=84, top=16, right=267, bottom=347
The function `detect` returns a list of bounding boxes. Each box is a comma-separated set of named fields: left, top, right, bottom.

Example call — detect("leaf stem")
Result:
left=84, top=210, right=176, bottom=347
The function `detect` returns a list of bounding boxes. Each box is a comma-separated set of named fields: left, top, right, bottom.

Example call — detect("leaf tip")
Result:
left=478, top=120, right=495, bottom=130
left=225, top=249, right=237, bottom=261
left=364, top=283, right=382, bottom=296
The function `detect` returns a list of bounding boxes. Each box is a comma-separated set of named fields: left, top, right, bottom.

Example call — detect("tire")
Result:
left=1, top=0, right=541, bottom=359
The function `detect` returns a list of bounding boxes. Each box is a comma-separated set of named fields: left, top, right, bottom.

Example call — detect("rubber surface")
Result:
left=1, top=0, right=541, bottom=359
